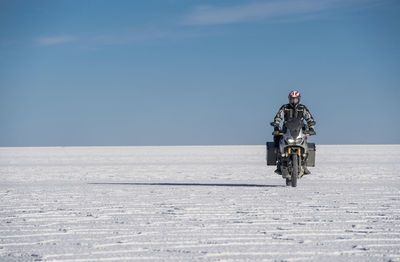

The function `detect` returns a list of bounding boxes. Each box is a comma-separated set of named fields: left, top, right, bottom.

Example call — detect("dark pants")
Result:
left=273, top=135, right=282, bottom=170
left=273, top=135, right=281, bottom=147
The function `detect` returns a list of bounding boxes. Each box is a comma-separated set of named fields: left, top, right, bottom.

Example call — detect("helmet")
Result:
left=288, top=91, right=301, bottom=106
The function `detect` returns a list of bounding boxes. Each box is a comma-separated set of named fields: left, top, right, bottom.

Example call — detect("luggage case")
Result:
left=306, top=143, right=316, bottom=167
left=266, top=142, right=277, bottom=166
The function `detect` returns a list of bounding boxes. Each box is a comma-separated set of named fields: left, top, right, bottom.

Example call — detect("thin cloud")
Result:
left=93, top=31, right=169, bottom=45
left=33, top=29, right=213, bottom=48
left=92, top=29, right=215, bottom=45
left=36, top=35, right=77, bottom=46
left=181, top=0, right=385, bottom=25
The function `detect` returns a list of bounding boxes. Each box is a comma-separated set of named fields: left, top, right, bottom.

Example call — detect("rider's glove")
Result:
left=270, top=122, right=280, bottom=135
left=272, top=130, right=280, bottom=136
left=272, top=126, right=280, bottom=136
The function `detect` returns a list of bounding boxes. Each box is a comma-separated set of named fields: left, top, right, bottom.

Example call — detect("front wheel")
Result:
left=291, top=154, right=298, bottom=187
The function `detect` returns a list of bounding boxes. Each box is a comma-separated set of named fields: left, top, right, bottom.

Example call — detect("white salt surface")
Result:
left=0, top=145, right=399, bottom=261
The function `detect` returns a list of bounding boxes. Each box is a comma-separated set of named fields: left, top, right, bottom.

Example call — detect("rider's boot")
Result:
left=303, top=166, right=311, bottom=175
left=274, top=164, right=282, bottom=175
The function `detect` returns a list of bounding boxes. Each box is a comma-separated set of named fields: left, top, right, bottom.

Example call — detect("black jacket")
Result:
left=272, top=103, right=315, bottom=127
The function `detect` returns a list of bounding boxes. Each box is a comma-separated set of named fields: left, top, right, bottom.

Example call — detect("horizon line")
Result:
left=0, top=143, right=399, bottom=149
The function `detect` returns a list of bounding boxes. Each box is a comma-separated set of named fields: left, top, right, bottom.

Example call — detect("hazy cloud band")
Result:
left=36, top=35, right=77, bottom=46
left=182, top=0, right=384, bottom=25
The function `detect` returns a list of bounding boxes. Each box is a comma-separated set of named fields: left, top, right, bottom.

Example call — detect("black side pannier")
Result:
left=266, top=142, right=278, bottom=166
left=306, top=143, right=316, bottom=167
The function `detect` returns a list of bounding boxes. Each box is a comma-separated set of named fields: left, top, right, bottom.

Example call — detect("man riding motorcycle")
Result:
left=270, top=91, right=316, bottom=175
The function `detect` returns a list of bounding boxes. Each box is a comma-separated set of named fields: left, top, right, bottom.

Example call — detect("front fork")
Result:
left=290, top=148, right=302, bottom=175
left=287, top=147, right=302, bottom=157
left=281, top=148, right=303, bottom=178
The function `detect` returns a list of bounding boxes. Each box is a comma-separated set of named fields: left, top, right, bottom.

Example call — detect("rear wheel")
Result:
left=291, top=154, right=298, bottom=187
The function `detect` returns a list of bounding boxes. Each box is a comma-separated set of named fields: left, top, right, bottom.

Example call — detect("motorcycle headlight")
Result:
left=286, top=138, right=303, bottom=144
left=287, top=138, right=295, bottom=144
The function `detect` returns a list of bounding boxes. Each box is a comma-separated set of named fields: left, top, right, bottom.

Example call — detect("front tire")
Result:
left=291, top=154, right=298, bottom=187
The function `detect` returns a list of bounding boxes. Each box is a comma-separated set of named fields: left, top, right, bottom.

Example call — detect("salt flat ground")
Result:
left=0, top=145, right=399, bottom=262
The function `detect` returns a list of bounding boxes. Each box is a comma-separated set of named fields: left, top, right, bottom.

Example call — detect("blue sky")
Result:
left=1, top=0, right=399, bottom=146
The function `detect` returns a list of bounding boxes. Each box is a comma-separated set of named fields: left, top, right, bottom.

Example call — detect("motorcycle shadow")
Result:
left=88, top=182, right=284, bottom=188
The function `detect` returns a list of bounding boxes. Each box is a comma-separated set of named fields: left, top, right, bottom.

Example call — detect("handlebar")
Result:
left=272, top=130, right=284, bottom=136
left=306, top=130, right=316, bottom=136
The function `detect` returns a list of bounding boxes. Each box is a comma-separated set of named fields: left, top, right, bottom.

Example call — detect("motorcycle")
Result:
left=266, top=117, right=316, bottom=187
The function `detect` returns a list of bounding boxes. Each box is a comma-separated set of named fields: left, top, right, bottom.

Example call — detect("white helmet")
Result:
left=288, top=91, right=301, bottom=106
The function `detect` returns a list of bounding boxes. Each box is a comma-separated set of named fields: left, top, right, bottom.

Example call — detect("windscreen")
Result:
left=285, top=117, right=303, bottom=138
